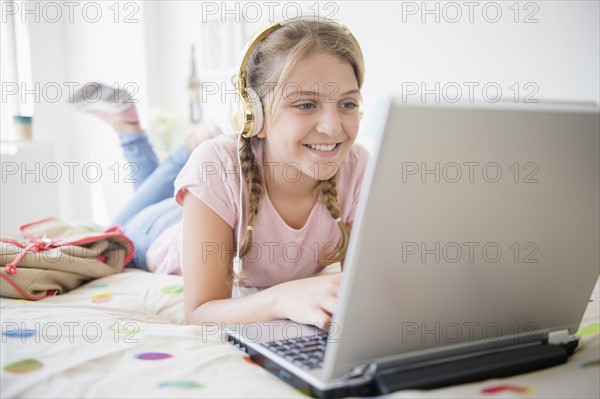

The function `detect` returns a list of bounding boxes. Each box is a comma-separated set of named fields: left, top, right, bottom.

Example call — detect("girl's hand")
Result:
left=271, top=273, right=342, bottom=330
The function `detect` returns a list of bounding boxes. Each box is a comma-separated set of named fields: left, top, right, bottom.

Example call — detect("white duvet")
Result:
left=2, top=270, right=598, bottom=398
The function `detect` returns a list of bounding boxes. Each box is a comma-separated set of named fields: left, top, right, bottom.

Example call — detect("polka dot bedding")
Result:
left=1, top=270, right=598, bottom=398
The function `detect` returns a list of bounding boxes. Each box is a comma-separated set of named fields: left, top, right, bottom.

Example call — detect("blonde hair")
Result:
left=237, top=20, right=365, bottom=275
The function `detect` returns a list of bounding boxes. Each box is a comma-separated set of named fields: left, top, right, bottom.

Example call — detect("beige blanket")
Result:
left=2, top=270, right=598, bottom=398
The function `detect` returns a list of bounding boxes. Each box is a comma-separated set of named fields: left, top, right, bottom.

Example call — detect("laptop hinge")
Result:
left=547, top=329, right=572, bottom=345
left=343, top=362, right=378, bottom=381
left=372, top=342, right=572, bottom=394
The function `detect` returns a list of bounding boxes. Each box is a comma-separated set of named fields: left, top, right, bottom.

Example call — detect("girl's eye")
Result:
left=341, top=101, right=358, bottom=110
left=295, top=103, right=316, bottom=110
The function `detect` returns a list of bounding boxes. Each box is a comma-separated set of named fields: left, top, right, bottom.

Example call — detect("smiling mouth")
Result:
left=303, top=143, right=340, bottom=152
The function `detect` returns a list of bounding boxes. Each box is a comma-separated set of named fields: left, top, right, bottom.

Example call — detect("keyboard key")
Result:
left=262, top=333, right=329, bottom=369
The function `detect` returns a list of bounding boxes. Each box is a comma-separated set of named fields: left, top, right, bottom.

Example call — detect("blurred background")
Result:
left=1, top=0, right=599, bottom=235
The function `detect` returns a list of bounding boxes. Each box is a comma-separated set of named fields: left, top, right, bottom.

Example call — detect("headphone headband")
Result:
left=234, top=17, right=359, bottom=92
left=234, top=21, right=282, bottom=94
left=231, top=16, right=361, bottom=138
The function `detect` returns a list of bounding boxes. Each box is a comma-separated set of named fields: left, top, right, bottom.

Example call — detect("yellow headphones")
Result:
left=230, top=17, right=362, bottom=138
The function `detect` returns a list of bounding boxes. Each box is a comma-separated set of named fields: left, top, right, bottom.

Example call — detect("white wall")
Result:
left=345, top=1, right=600, bottom=106
left=143, top=1, right=599, bottom=148
left=3, top=0, right=599, bottom=230
left=24, top=1, right=148, bottom=226
left=147, top=2, right=599, bottom=111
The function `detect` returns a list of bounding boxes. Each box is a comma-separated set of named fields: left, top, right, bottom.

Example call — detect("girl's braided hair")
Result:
left=235, top=20, right=364, bottom=279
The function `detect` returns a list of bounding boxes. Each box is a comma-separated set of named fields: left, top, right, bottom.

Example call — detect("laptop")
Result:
left=226, top=99, right=600, bottom=398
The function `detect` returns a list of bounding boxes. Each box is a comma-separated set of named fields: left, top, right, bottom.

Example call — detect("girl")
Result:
left=179, top=19, right=368, bottom=329
left=73, top=19, right=367, bottom=330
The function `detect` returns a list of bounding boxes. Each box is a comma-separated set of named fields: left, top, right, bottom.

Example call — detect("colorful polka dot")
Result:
left=243, top=356, right=259, bottom=366
left=3, top=358, right=44, bottom=374
left=2, top=329, right=36, bottom=339
left=89, top=283, right=108, bottom=289
left=115, top=327, right=143, bottom=335
left=481, top=384, right=533, bottom=395
left=158, top=381, right=203, bottom=389
left=293, top=389, right=311, bottom=397
left=160, top=285, right=184, bottom=294
left=91, top=293, right=113, bottom=304
left=579, top=359, right=600, bottom=368
left=576, top=323, right=599, bottom=338
left=135, top=352, right=173, bottom=360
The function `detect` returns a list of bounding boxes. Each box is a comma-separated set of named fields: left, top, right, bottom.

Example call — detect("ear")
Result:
left=257, top=108, right=268, bottom=138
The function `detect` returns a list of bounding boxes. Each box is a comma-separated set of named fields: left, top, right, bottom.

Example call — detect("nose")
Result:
left=315, top=105, right=342, bottom=137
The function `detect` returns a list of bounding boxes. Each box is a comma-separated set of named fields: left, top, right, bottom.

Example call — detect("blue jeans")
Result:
left=114, top=132, right=189, bottom=270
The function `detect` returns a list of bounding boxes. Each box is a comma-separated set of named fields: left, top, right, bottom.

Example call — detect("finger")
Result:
left=320, top=293, right=337, bottom=316
left=316, top=311, right=332, bottom=331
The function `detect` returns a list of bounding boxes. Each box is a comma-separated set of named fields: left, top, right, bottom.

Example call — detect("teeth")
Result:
left=305, top=143, right=337, bottom=151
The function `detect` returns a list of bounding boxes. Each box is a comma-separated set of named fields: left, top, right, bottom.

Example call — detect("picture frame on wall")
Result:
left=199, top=18, right=245, bottom=78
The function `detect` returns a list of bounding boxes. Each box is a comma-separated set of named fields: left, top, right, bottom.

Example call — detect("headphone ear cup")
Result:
left=230, top=89, right=246, bottom=136
left=246, top=87, right=263, bottom=137
left=230, top=87, right=264, bottom=138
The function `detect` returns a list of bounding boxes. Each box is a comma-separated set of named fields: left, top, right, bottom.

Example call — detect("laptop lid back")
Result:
left=322, top=100, right=600, bottom=380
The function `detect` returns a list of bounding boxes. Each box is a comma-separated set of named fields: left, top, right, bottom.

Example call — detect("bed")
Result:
left=2, top=269, right=598, bottom=398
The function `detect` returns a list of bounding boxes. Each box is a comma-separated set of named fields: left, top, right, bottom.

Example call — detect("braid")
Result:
left=238, top=136, right=264, bottom=259
left=315, top=172, right=350, bottom=265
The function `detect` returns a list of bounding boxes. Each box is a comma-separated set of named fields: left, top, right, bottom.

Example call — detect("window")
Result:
left=1, top=0, right=33, bottom=142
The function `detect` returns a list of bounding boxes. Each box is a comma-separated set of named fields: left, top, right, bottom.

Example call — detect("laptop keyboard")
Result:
left=261, top=332, right=328, bottom=369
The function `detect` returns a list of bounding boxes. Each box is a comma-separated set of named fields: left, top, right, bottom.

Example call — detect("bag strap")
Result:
left=2, top=236, right=63, bottom=274
left=4, top=218, right=135, bottom=275
left=19, top=216, right=57, bottom=241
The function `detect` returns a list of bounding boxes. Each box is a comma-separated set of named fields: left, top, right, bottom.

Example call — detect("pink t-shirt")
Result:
left=146, top=134, right=369, bottom=288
